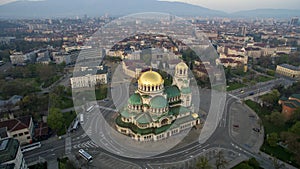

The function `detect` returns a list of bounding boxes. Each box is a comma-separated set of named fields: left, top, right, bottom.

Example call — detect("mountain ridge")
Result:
left=0, top=0, right=299, bottom=19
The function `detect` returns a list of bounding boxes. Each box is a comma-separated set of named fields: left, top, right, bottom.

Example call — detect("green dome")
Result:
left=164, top=85, right=181, bottom=99
left=128, top=93, right=142, bottom=105
left=150, top=96, right=168, bottom=109
left=181, top=87, right=191, bottom=94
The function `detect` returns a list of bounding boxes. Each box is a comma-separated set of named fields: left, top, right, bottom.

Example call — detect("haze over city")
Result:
left=159, top=0, right=300, bottom=12
left=1, top=0, right=300, bottom=12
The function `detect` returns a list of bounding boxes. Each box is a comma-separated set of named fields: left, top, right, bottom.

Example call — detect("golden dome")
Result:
left=138, top=70, right=164, bottom=86
left=176, top=61, right=188, bottom=69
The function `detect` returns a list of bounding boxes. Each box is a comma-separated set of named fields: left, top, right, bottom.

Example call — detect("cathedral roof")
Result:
left=150, top=96, right=168, bottom=109
left=136, top=112, right=152, bottom=124
left=164, top=85, right=181, bottom=99
left=138, top=70, right=164, bottom=86
left=128, top=93, right=142, bottom=105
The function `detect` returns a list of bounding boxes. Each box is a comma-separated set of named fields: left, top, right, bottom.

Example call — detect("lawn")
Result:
left=95, top=86, right=108, bottom=100
left=227, top=82, right=246, bottom=91
left=42, top=75, right=62, bottom=88
left=256, top=75, right=274, bottom=83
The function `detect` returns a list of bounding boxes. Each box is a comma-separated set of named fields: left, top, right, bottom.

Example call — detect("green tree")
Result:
left=290, top=121, right=300, bottom=136
left=280, top=131, right=300, bottom=165
left=267, top=112, right=285, bottom=127
left=196, top=156, right=212, bottom=169
left=233, top=163, right=254, bottom=169
left=267, top=132, right=279, bottom=147
left=248, top=158, right=260, bottom=169
left=289, top=107, right=300, bottom=124
left=215, top=150, right=228, bottom=169
left=47, top=108, right=64, bottom=133
left=260, top=89, right=280, bottom=108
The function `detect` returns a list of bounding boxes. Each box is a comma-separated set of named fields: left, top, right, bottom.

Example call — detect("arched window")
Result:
left=161, top=118, right=168, bottom=125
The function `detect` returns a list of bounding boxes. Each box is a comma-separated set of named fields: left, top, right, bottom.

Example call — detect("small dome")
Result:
left=138, top=70, right=164, bottom=86
left=128, top=93, right=142, bottom=105
left=181, top=87, right=191, bottom=94
left=164, top=85, right=180, bottom=99
left=176, top=61, right=188, bottom=69
left=150, top=96, right=168, bottom=109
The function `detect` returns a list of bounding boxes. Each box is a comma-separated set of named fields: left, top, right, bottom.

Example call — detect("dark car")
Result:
left=252, top=128, right=260, bottom=132
left=248, top=115, right=255, bottom=118
left=233, top=124, right=239, bottom=128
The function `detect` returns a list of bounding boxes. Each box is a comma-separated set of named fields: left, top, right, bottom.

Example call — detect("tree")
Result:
left=290, top=121, right=300, bottom=136
left=47, top=108, right=64, bottom=133
left=267, top=112, right=285, bottom=127
left=196, top=156, right=212, bottom=169
left=260, top=89, right=280, bottom=108
left=289, top=107, right=300, bottom=124
left=248, top=158, right=260, bottom=169
left=280, top=131, right=300, bottom=165
left=267, top=132, right=279, bottom=147
left=215, top=150, right=228, bottom=169
left=233, top=163, right=254, bottom=169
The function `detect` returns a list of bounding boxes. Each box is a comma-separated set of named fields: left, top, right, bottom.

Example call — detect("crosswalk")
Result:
left=73, top=140, right=100, bottom=149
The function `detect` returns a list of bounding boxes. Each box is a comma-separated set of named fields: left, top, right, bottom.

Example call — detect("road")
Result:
left=24, top=76, right=297, bottom=169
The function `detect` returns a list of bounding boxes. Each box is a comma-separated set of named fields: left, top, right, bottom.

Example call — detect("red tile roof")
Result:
left=0, top=116, right=31, bottom=132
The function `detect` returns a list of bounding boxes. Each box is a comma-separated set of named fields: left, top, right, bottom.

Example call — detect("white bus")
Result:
left=86, top=105, right=95, bottom=113
left=78, top=149, right=93, bottom=162
left=80, top=114, right=84, bottom=124
left=21, top=142, right=41, bottom=153
left=71, top=119, right=79, bottom=131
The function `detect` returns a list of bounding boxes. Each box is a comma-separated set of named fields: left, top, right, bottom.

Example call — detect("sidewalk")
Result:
left=259, top=151, right=297, bottom=169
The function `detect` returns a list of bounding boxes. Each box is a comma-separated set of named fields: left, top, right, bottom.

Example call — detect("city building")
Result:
left=9, top=51, right=38, bottom=65
left=279, top=94, right=300, bottom=119
left=122, top=60, right=147, bottom=78
left=70, top=66, right=108, bottom=88
left=9, top=52, right=27, bottom=65
left=0, top=138, right=27, bottom=169
left=36, top=50, right=51, bottom=64
left=290, top=17, right=299, bottom=26
left=216, top=58, right=243, bottom=68
left=276, top=64, right=300, bottom=79
left=0, top=116, right=34, bottom=145
left=115, top=62, right=200, bottom=141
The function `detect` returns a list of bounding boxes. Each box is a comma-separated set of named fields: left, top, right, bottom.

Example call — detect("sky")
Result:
left=0, top=0, right=300, bottom=12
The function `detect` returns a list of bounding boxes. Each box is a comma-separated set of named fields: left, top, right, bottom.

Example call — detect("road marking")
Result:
left=65, top=137, right=71, bottom=154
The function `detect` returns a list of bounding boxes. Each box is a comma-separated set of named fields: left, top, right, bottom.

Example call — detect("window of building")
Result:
left=24, top=131, right=29, bottom=135
left=13, top=134, right=17, bottom=137
left=18, top=133, right=23, bottom=136
left=27, top=136, right=31, bottom=140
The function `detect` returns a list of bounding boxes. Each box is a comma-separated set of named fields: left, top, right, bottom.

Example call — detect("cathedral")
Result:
left=115, top=61, right=200, bottom=141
